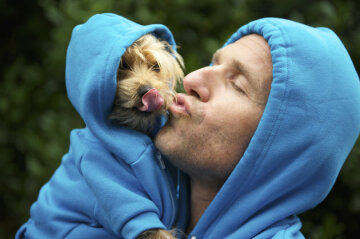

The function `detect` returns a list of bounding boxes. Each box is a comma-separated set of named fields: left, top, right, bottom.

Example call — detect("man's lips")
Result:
left=169, top=93, right=191, bottom=118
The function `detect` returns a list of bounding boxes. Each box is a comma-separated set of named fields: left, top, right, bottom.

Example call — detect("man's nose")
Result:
left=183, top=66, right=213, bottom=102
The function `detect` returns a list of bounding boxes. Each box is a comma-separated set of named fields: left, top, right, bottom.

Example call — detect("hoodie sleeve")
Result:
left=79, top=147, right=167, bottom=239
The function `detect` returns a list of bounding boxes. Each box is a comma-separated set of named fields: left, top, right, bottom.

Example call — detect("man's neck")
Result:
left=186, top=176, right=223, bottom=234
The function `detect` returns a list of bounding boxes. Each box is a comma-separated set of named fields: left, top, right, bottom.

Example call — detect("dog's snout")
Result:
left=138, top=85, right=153, bottom=97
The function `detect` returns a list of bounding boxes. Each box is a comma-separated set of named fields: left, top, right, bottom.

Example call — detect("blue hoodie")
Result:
left=186, top=18, right=360, bottom=238
left=16, top=13, right=188, bottom=239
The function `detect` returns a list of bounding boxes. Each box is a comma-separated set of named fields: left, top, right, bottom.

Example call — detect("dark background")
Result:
left=1, top=0, right=359, bottom=238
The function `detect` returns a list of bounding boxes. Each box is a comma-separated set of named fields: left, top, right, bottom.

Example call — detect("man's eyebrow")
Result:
left=232, top=59, right=260, bottom=91
left=212, top=49, right=259, bottom=91
left=232, top=59, right=251, bottom=80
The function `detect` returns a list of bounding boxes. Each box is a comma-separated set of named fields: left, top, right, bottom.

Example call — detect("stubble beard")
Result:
left=154, top=116, right=239, bottom=184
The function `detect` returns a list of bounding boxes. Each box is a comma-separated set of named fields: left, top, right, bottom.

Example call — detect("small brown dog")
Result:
left=109, top=34, right=184, bottom=134
left=109, top=34, right=184, bottom=239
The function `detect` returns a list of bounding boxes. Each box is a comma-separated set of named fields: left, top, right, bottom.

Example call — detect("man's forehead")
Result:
left=213, top=35, right=271, bottom=64
left=235, top=34, right=270, bottom=49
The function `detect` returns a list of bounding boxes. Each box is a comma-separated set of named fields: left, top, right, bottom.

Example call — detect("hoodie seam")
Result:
left=120, top=142, right=152, bottom=166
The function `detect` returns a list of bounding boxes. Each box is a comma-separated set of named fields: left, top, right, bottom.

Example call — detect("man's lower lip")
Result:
left=169, top=104, right=190, bottom=118
left=171, top=94, right=191, bottom=116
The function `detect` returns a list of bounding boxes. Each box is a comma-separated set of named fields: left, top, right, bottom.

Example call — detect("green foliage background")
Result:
left=1, top=0, right=359, bottom=238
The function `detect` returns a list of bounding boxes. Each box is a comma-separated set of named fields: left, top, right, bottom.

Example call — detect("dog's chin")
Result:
left=109, top=104, right=166, bottom=134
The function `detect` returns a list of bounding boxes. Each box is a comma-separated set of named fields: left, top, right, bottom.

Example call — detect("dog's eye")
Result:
left=152, top=63, right=160, bottom=72
left=120, top=60, right=130, bottom=70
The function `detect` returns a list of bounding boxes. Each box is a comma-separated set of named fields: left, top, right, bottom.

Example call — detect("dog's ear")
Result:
left=162, top=41, right=185, bottom=73
left=163, top=43, right=173, bottom=54
left=171, top=48, right=185, bottom=74
left=175, top=54, right=185, bottom=73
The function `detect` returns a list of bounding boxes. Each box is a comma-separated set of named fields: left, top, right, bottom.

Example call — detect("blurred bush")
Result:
left=0, top=0, right=359, bottom=238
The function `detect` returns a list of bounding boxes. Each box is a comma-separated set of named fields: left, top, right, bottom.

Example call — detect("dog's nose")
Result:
left=138, top=85, right=153, bottom=97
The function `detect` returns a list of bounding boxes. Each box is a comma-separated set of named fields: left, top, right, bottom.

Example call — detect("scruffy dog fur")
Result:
left=109, top=34, right=184, bottom=238
left=109, top=34, right=184, bottom=134
left=138, top=229, right=180, bottom=239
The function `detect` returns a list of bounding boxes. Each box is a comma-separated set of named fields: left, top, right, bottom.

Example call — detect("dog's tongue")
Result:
left=138, top=88, right=164, bottom=112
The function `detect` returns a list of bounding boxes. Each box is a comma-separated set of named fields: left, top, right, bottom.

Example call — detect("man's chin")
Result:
left=159, top=113, right=178, bottom=131
left=154, top=123, right=170, bottom=149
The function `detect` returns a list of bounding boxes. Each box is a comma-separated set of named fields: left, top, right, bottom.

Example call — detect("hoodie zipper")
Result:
left=156, top=151, right=176, bottom=228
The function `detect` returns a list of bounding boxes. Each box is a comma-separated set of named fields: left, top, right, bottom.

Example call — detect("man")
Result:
left=155, top=18, right=360, bottom=238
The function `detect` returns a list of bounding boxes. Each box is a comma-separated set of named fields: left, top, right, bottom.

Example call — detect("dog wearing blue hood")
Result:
left=110, top=33, right=183, bottom=134
left=16, top=13, right=183, bottom=239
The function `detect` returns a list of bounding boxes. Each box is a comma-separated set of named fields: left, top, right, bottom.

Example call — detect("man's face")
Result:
left=155, top=34, right=273, bottom=185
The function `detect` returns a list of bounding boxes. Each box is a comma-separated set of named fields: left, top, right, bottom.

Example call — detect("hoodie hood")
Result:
left=189, top=18, right=360, bottom=238
left=65, top=13, right=175, bottom=162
